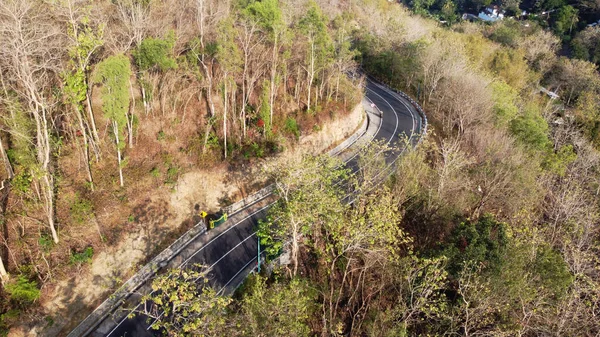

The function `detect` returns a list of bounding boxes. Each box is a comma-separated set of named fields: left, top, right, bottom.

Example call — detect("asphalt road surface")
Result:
left=86, top=77, right=424, bottom=337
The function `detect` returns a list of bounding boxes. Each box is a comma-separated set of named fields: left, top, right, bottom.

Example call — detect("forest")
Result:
left=1, top=0, right=600, bottom=336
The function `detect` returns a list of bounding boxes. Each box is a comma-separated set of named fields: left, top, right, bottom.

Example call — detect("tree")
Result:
left=510, top=102, right=551, bottom=152
left=298, top=1, right=333, bottom=112
left=549, top=57, right=599, bottom=105
left=235, top=275, right=315, bottom=337
left=61, top=0, right=105, bottom=191
left=138, top=266, right=232, bottom=336
left=572, top=26, right=600, bottom=65
left=235, top=14, right=266, bottom=138
left=0, top=0, right=65, bottom=243
left=114, top=0, right=151, bottom=50
left=244, top=0, right=284, bottom=128
left=489, top=48, right=530, bottom=91
left=553, top=5, right=579, bottom=38
left=133, top=34, right=177, bottom=117
left=216, top=17, right=242, bottom=159
left=490, top=80, right=519, bottom=127
left=518, top=29, right=560, bottom=73
left=94, top=55, right=132, bottom=187
left=258, top=155, right=348, bottom=277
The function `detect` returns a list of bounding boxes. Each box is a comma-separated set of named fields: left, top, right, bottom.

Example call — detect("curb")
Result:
left=67, top=101, right=370, bottom=337
left=67, top=220, right=207, bottom=337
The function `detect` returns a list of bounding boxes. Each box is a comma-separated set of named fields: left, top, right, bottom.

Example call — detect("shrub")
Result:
left=69, top=247, right=94, bottom=265
left=133, top=35, right=177, bottom=72
left=70, top=194, right=94, bottom=224
left=284, top=117, right=300, bottom=139
left=166, top=166, right=179, bottom=184
left=5, top=276, right=40, bottom=305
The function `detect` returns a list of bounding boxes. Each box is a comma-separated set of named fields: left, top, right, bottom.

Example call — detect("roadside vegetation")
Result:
left=1, top=0, right=599, bottom=336
left=144, top=0, right=600, bottom=336
left=0, top=0, right=360, bottom=334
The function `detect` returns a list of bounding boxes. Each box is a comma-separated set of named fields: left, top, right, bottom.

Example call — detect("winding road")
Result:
left=75, top=77, right=425, bottom=337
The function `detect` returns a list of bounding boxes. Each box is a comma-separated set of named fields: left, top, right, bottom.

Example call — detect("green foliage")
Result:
left=299, top=1, right=334, bottom=69
left=489, top=24, right=520, bottom=47
left=553, top=5, right=578, bottom=38
left=10, top=171, right=32, bottom=195
left=509, top=102, right=550, bottom=151
left=150, top=166, right=160, bottom=178
left=70, top=193, right=94, bottom=224
left=249, top=142, right=264, bottom=158
left=259, top=81, right=272, bottom=137
left=5, top=276, right=40, bottom=305
left=66, top=15, right=104, bottom=69
left=258, top=155, right=350, bottom=261
left=284, top=117, right=300, bottom=139
left=243, top=0, right=283, bottom=34
left=69, top=247, right=94, bottom=265
left=216, top=18, right=242, bottom=73
left=133, top=34, right=177, bottom=72
left=533, top=244, right=573, bottom=299
left=410, top=0, right=436, bottom=12
left=94, top=54, right=131, bottom=132
left=3, top=101, right=36, bottom=181
left=443, top=215, right=508, bottom=276
left=142, top=266, right=232, bottom=335
left=62, top=69, right=87, bottom=108
left=542, top=144, right=577, bottom=176
left=537, top=0, right=565, bottom=10
left=38, top=235, right=54, bottom=252
left=575, top=90, right=600, bottom=148
left=571, top=28, right=600, bottom=65
left=236, top=274, right=315, bottom=336
left=490, top=80, right=519, bottom=126
left=440, top=0, right=458, bottom=24
left=165, top=166, right=179, bottom=184
left=489, top=48, right=529, bottom=90
left=0, top=309, right=19, bottom=337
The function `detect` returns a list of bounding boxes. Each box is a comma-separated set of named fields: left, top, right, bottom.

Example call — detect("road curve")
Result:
left=81, top=78, right=425, bottom=337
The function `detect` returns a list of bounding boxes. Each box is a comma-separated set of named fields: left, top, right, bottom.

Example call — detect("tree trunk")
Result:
left=0, top=135, right=14, bottom=180
left=128, top=79, right=136, bottom=148
left=73, top=106, right=94, bottom=191
left=223, top=77, right=228, bottom=159
left=200, top=59, right=216, bottom=154
left=307, top=37, right=315, bottom=112
left=269, top=34, right=279, bottom=128
left=141, top=78, right=149, bottom=116
left=113, top=120, right=124, bottom=187
left=0, top=255, right=7, bottom=283
left=86, top=87, right=101, bottom=162
left=0, top=180, right=9, bottom=283
left=34, top=102, right=58, bottom=244
left=43, top=174, right=58, bottom=243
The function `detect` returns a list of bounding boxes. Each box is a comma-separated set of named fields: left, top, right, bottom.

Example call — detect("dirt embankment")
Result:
left=17, top=102, right=363, bottom=337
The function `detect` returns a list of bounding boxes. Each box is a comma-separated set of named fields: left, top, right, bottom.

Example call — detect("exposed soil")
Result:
left=11, top=102, right=363, bottom=337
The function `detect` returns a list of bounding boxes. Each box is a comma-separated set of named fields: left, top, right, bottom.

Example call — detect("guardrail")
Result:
left=67, top=219, right=207, bottom=337
left=365, top=74, right=428, bottom=144
left=67, top=101, right=369, bottom=337
left=68, top=80, right=426, bottom=337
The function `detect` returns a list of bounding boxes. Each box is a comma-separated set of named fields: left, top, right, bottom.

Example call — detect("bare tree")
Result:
left=236, top=18, right=266, bottom=138
left=0, top=0, right=65, bottom=243
left=115, top=0, right=151, bottom=50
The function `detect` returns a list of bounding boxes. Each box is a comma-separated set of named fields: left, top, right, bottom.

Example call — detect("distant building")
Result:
left=478, top=5, right=505, bottom=22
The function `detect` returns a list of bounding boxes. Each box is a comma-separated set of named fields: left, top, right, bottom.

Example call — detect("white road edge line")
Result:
left=104, top=80, right=421, bottom=337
